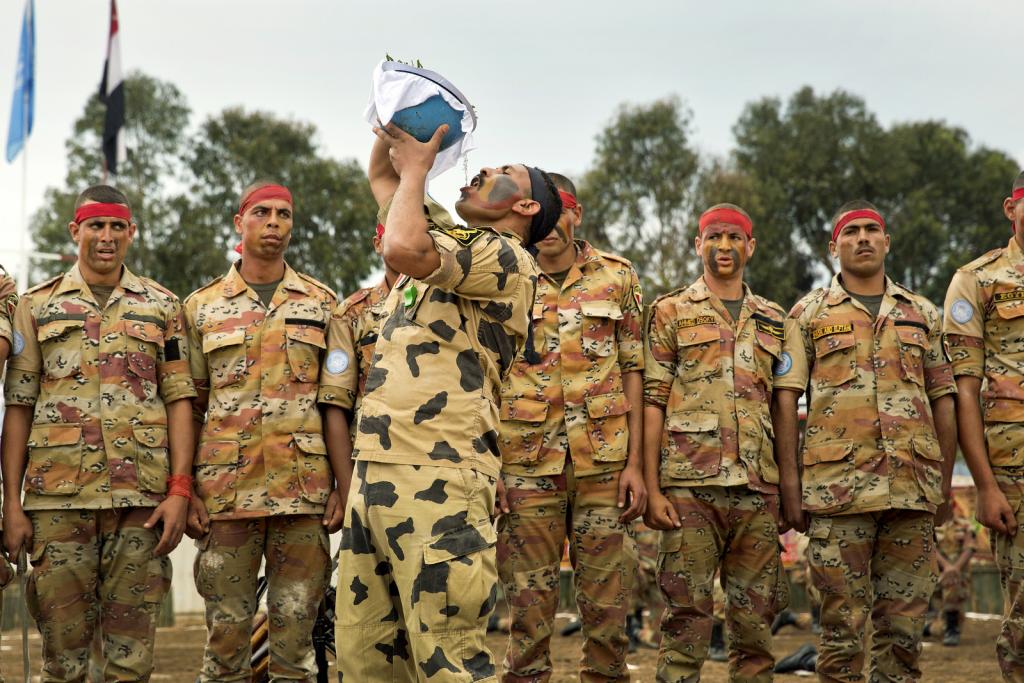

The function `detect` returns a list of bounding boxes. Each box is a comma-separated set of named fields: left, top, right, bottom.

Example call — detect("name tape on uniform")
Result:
left=812, top=323, right=853, bottom=340
left=994, top=290, right=1024, bottom=303
left=678, top=315, right=717, bottom=328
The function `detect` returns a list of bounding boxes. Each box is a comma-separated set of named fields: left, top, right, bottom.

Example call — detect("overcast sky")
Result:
left=0, top=0, right=1018, bottom=285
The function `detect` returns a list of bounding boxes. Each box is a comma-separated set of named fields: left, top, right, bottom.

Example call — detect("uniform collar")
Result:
left=221, top=260, right=308, bottom=299
left=824, top=273, right=909, bottom=306
left=686, top=276, right=752, bottom=304
left=55, top=263, right=145, bottom=298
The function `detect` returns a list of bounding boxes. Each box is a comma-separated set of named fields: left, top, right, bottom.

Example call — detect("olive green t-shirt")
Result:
left=246, top=279, right=282, bottom=309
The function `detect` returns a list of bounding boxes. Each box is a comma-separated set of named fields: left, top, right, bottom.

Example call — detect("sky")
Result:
left=0, top=0, right=1019, bottom=288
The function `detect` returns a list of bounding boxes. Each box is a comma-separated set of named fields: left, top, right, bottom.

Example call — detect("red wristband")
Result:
left=167, top=474, right=194, bottom=500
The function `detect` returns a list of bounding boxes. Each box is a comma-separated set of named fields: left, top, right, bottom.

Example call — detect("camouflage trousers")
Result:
left=993, top=474, right=1024, bottom=682
left=807, top=510, right=937, bottom=683
left=194, top=514, right=330, bottom=682
left=27, top=508, right=171, bottom=683
left=633, top=520, right=662, bottom=614
left=497, top=466, right=637, bottom=682
left=657, top=485, right=782, bottom=683
left=336, top=461, right=498, bottom=682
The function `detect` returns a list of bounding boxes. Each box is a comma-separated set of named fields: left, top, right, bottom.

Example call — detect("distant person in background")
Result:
left=932, top=499, right=975, bottom=646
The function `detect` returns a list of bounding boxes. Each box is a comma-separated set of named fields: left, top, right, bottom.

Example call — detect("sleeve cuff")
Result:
left=3, top=368, right=39, bottom=405
left=317, top=385, right=356, bottom=411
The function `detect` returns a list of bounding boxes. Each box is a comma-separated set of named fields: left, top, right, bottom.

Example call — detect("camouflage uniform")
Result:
left=496, top=240, right=643, bottom=682
left=943, top=236, right=1024, bottom=679
left=644, top=277, right=787, bottom=683
left=0, top=265, right=19, bottom=683
left=4, top=264, right=194, bottom=682
left=778, top=274, right=956, bottom=683
left=335, top=197, right=538, bottom=682
left=934, top=514, right=975, bottom=614
left=185, top=262, right=336, bottom=682
left=633, top=520, right=663, bottom=634
left=318, top=278, right=390, bottom=419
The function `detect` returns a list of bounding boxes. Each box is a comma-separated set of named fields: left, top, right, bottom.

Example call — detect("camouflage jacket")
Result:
left=185, top=262, right=336, bottom=520
left=351, top=196, right=539, bottom=479
left=944, top=236, right=1024, bottom=473
left=644, top=277, right=786, bottom=492
left=318, top=278, right=391, bottom=416
left=935, top=514, right=975, bottom=562
left=4, top=264, right=195, bottom=510
left=0, top=264, right=16, bottom=351
left=777, top=274, right=956, bottom=515
left=498, top=240, right=644, bottom=478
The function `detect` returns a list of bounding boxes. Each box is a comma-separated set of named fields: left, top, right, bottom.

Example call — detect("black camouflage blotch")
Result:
left=406, top=341, right=440, bottom=377
left=381, top=306, right=415, bottom=341
left=411, top=562, right=450, bottom=604
left=349, top=576, right=369, bottom=605
left=431, top=510, right=469, bottom=536
left=420, top=620, right=429, bottom=632
left=429, top=289, right=458, bottom=304
left=428, top=319, right=457, bottom=342
left=385, top=517, right=415, bottom=561
left=494, top=239, right=519, bottom=290
left=464, top=651, right=496, bottom=680
left=479, top=582, right=498, bottom=618
left=356, top=460, right=369, bottom=478
left=429, top=524, right=489, bottom=559
left=455, top=248, right=473, bottom=280
left=414, top=392, right=448, bottom=424
left=365, top=480, right=398, bottom=507
left=374, top=560, right=391, bottom=576
left=359, top=414, right=392, bottom=450
left=455, top=349, right=483, bottom=392
left=477, top=320, right=516, bottom=376
left=414, top=479, right=449, bottom=504
left=427, top=441, right=460, bottom=463
left=420, top=647, right=459, bottom=677
left=481, top=300, right=514, bottom=322
left=440, top=605, right=459, bottom=617
left=339, top=509, right=375, bottom=555
left=471, top=430, right=500, bottom=458
left=375, top=627, right=410, bottom=664
left=382, top=605, right=399, bottom=622
left=389, top=580, right=400, bottom=597
left=363, top=361, right=388, bottom=394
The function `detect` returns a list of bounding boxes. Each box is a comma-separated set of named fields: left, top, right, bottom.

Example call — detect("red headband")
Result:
left=74, top=203, right=132, bottom=225
left=238, top=184, right=293, bottom=217
left=699, top=208, right=752, bottom=238
left=375, top=223, right=385, bottom=240
left=558, top=191, right=578, bottom=210
left=832, top=209, right=885, bottom=242
left=1013, top=188, right=1024, bottom=202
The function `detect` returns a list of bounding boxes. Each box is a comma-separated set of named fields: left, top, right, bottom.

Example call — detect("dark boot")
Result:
left=560, top=617, right=582, bottom=637
left=811, top=604, right=821, bottom=635
left=774, top=643, right=818, bottom=673
left=771, top=608, right=799, bottom=634
left=943, top=610, right=961, bottom=646
left=626, top=613, right=641, bottom=653
left=708, top=621, right=727, bottom=662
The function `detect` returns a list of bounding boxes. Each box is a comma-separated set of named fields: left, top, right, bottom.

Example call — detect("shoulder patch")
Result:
left=24, top=274, right=63, bottom=296
left=950, top=298, right=974, bottom=324
left=751, top=312, right=785, bottom=339
left=962, top=247, right=1005, bottom=273
left=297, top=272, right=337, bottom=300
left=343, top=286, right=373, bottom=307
left=439, top=225, right=485, bottom=246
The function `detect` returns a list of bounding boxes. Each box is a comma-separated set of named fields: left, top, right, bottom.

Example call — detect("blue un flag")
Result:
left=5, top=0, right=35, bottom=163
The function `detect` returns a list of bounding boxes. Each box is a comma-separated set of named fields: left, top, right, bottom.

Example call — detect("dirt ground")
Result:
left=0, top=612, right=1006, bottom=682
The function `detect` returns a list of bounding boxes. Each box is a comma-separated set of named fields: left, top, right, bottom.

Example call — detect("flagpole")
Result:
left=17, top=77, right=28, bottom=293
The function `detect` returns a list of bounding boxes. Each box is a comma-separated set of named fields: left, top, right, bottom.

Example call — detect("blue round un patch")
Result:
left=950, top=298, right=974, bottom=325
left=11, top=330, right=24, bottom=356
left=326, top=350, right=349, bottom=375
left=774, top=351, right=793, bottom=377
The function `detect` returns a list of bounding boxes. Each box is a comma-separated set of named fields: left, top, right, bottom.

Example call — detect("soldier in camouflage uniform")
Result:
left=932, top=501, right=975, bottom=646
left=495, top=173, right=645, bottom=682
left=0, top=265, right=19, bottom=682
left=184, top=181, right=341, bottom=682
left=1, top=185, right=196, bottom=682
left=775, top=200, right=958, bottom=683
left=943, top=171, right=1024, bottom=679
left=334, top=123, right=557, bottom=681
left=643, top=203, right=788, bottom=682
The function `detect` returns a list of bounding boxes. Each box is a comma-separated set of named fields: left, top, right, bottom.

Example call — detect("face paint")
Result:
left=700, top=228, right=748, bottom=279
left=476, top=174, right=522, bottom=209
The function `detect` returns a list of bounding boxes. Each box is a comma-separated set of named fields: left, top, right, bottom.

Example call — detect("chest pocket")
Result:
left=812, top=326, right=857, bottom=388
left=530, top=303, right=549, bottom=360
left=37, top=318, right=85, bottom=380
left=124, top=319, right=164, bottom=384
left=994, top=302, right=1024, bottom=355
left=894, top=321, right=929, bottom=386
left=203, top=328, right=247, bottom=389
left=285, top=322, right=326, bottom=383
left=675, top=323, right=721, bottom=381
left=579, top=300, right=621, bottom=358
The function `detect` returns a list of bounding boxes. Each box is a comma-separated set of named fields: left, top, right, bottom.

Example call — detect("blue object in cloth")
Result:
left=391, top=94, right=465, bottom=150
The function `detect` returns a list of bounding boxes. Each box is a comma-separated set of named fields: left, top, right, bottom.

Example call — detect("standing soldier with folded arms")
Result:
left=496, top=173, right=645, bottom=682
left=644, top=203, right=788, bottom=682
left=775, top=200, right=957, bottom=682
left=1, top=185, right=195, bottom=681
left=944, top=171, right=1024, bottom=679
left=185, top=181, right=341, bottom=682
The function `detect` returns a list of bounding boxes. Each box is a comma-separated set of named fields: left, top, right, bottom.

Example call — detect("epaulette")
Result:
left=790, top=287, right=828, bottom=317
left=751, top=293, right=787, bottom=319
left=961, top=247, right=1004, bottom=273
left=24, top=274, right=63, bottom=296
left=649, top=286, right=687, bottom=308
left=593, top=246, right=633, bottom=267
left=183, top=274, right=225, bottom=305
left=138, top=276, right=179, bottom=302
left=297, top=272, right=337, bottom=300
left=343, top=286, right=373, bottom=307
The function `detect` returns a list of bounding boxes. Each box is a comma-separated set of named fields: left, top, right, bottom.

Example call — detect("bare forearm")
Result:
left=953, top=377, right=997, bottom=492
left=642, top=405, right=665, bottom=491
left=953, top=548, right=974, bottom=572
left=772, top=389, right=802, bottom=505
left=368, top=136, right=400, bottom=206
left=324, top=406, right=355, bottom=491
left=1, top=405, right=31, bottom=507
left=931, top=394, right=958, bottom=494
left=166, top=399, right=194, bottom=477
left=381, top=169, right=439, bottom=278
left=623, top=372, right=643, bottom=469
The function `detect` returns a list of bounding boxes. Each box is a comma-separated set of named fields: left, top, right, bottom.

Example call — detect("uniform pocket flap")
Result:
left=813, top=330, right=856, bottom=358
left=911, top=434, right=942, bottom=461
left=37, top=318, right=84, bottom=342
left=895, top=324, right=928, bottom=348
left=803, top=440, right=854, bottom=465
left=423, top=520, right=497, bottom=565
left=660, top=529, right=683, bottom=553
left=133, top=425, right=168, bottom=448
left=579, top=300, right=623, bottom=320
left=996, top=301, right=1024, bottom=320
left=285, top=325, right=327, bottom=349
left=196, top=440, right=239, bottom=466
left=532, top=303, right=545, bottom=321
left=27, top=424, right=82, bottom=448
left=677, top=323, right=720, bottom=346
left=666, top=410, right=719, bottom=433
left=500, top=397, right=550, bottom=423
left=584, top=392, right=631, bottom=419
left=292, top=432, right=328, bottom=455
left=124, top=321, right=165, bottom=345
left=203, top=328, right=246, bottom=353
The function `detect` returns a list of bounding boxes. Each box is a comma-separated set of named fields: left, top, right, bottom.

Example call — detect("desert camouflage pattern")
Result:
left=184, top=261, right=336, bottom=520
left=498, top=240, right=643, bottom=478
left=657, top=486, right=782, bottom=682
left=807, top=511, right=938, bottom=683
left=633, top=520, right=662, bottom=618
left=4, top=264, right=195, bottom=510
left=0, top=263, right=16, bottom=349
left=643, top=277, right=786, bottom=491
left=194, top=515, right=330, bottom=682
left=934, top=513, right=975, bottom=612
left=318, top=278, right=390, bottom=415
left=497, top=464, right=637, bottom=682
left=350, top=196, right=539, bottom=479
left=778, top=274, right=956, bottom=515
left=27, top=508, right=171, bottom=682
left=336, top=461, right=499, bottom=682
left=991, top=475, right=1024, bottom=681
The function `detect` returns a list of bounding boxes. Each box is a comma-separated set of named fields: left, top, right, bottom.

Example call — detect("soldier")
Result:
left=932, top=500, right=975, bottom=646
left=0, top=185, right=196, bottom=681
left=495, top=173, right=645, bottom=682
left=334, top=122, right=557, bottom=681
left=184, top=181, right=341, bottom=681
left=775, top=200, right=958, bottom=682
left=643, top=203, right=788, bottom=682
left=0, top=264, right=19, bottom=678
left=943, top=171, right=1024, bottom=678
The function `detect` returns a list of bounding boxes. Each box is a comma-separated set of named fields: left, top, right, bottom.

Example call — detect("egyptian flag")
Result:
left=99, top=0, right=125, bottom=175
